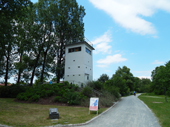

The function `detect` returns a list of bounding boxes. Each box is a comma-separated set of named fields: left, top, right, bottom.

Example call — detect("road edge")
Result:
left=53, top=100, right=121, bottom=127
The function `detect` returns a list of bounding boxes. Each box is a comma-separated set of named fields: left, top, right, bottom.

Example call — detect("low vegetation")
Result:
left=138, top=93, right=170, bottom=127
left=0, top=98, right=107, bottom=127
left=0, top=81, right=119, bottom=108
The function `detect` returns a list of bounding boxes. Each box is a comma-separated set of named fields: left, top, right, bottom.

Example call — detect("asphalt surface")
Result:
left=81, top=94, right=161, bottom=127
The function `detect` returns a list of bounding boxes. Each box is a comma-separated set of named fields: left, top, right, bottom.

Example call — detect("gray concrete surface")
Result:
left=80, top=94, right=161, bottom=127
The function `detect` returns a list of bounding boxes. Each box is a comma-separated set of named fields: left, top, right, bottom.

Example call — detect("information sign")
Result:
left=89, top=97, right=99, bottom=114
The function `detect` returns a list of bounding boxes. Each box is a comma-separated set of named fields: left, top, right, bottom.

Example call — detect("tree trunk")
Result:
left=5, top=53, right=9, bottom=86
left=40, top=51, right=47, bottom=84
left=56, top=36, right=64, bottom=83
left=17, top=53, right=23, bottom=84
left=30, top=52, right=41, bottom=86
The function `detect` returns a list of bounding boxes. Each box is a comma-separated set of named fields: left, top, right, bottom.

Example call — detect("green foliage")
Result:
left=28, top=94, right=40, bottom=102
left=151, top=60, right=170, bottom=96
left=0, top=84, right=27, bottom=98
left=0, top=0, right=32, bottom=86
left=34, top=77, right=48, bottom=85
left=97, top=74, right=109, bottom=83
left=54, top=96, right=62, bottom=102
left=0, top=0, right=86, bottom=86
left=86, top=81, right=103, bottom=91
left=112, top=66, right=135, bottom=91
left=81, top=86, right=92, bottom=97
left=16, top=82, right=84, bottom=104
left=134, top=77, right=152, bottom=93
left=104, top=80, right=120, bottom=98
left=62, top=92, right=83, bottom=105
left=99, top=90, right=117, bottom=107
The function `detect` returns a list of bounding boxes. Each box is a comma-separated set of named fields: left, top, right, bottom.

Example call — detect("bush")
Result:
left=62, top=92, right=84, bottom=105
left=81, top=98, right=90, bottom=107
left=0, top=84, right=27, bottom=98
left=28, top=94, right=40, bottom=102
left=17, top=91, right=35, bottom=101
left=81, top=86, right=92, bottom=97
left=99, top=91, right=117, bottom=107
left=104, top=80, right=120, bottom=98
left=87, top=81, right=103, bottom=91
left=54, top=96, right=61, bottom=102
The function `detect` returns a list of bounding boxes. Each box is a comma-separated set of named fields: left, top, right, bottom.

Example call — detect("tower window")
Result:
left=86, top=48, right=91, bottom=55
left=78, top=66, right=80, bottom=68
left=69, top=47, right=81, bottom=53
left=68, top=67, right=70, bottom=69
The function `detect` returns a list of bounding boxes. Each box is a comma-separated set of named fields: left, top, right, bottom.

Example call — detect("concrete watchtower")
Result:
left=64, top=41, right=94, bottom=87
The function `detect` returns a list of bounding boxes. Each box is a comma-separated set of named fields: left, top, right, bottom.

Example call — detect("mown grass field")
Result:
left=138, top=93, right=170, bottom=127
left=0, top=98, right=107, bottom=127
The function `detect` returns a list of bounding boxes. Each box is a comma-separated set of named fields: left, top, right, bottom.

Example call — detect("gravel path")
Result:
left=81, top=94, right=161, bottom=127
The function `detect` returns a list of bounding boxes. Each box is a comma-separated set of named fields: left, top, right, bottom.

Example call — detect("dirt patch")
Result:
left=152, top=102, right=163, bottom=103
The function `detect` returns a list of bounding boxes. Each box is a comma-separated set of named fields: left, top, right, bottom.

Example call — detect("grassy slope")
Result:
left=0, top=98, right=106, bottom=127
left=138, top=94, right=170, bottom=127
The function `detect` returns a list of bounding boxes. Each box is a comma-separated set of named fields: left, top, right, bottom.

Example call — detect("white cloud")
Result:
left=152, top=60, right=164, bottom=64
left=133, top=70, right=152, bottom=79
left=89, top=0, right=170, bottom=35
left=138, top=76, right=151, bottom=79
left=92, top=30, right=112, bottom=54
left=97, top=54, right=127, bottom=67
left=95, top=42, right=112, bottom=54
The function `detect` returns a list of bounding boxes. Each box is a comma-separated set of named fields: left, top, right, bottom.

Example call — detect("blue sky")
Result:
left=30, top=0, right=170, bottom=80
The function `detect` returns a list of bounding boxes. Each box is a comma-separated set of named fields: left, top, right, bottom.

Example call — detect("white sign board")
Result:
left=89, top=97, right=99, bottom=114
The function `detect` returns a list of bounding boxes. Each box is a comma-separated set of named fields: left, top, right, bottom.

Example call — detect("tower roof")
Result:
left=65, top=41, right=95, bottom=50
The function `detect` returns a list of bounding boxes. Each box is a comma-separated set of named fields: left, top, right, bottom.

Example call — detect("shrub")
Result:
left=54, top=96, right=61, bottom=102
left=81, top=98, right=90, bottom=107
left=17, top=91, right=35, bottom=101
left=99, top=91, right=117, bottom=107
left=104, top=80, right=120, bottom=98
left=28, top=94, right=40, bottom=102
left=0, top=84, right=27, bottom=98
left=62, top=92, right=83, bottom=105
left=81, top=86, right=92, bottom=97
left=87, top=81, right=103, bottom=91
left=17, top=93, right=28, bottom=101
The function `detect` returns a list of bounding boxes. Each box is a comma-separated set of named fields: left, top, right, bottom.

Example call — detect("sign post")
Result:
left=89, top=97, right=99, bottom=115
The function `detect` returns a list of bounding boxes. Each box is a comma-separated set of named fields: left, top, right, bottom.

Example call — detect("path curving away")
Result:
left=81, top=94, right=161, bottom=127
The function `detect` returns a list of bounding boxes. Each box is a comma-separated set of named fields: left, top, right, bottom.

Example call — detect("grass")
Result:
left=138, top=93, right=170, bottom=127
left=0, top=98, right=107, bottom=127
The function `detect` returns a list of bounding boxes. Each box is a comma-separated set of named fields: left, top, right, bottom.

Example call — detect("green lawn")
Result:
left=0, top=98, right=107, bottom=127
left=138, top=93, right=170, bottom=127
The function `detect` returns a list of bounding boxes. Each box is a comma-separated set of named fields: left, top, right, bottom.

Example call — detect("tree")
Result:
left=53, top=0, right=85, bottom=83
left=112, top=66, right=135, bottom=91
left=151, top=61, right=170, bottom=96
left=97, top=74, right=109, bottom=83
left=111, top=76, right=128, bottom=95
left=0, top=0, right=85, bottom=86
left=0, top=0, right=31, bottom=86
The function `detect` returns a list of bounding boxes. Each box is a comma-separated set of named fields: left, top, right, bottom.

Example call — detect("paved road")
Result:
left=81, top=94, right=161, bottom=127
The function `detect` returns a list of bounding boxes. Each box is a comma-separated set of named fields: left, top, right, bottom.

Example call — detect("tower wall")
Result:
left=64, top=42, right=94, bottom=87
